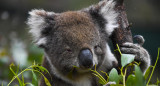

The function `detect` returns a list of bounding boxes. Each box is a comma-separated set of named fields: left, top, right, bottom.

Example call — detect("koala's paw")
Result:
left=120, top=35, right=150, bottom=73
left=104, top=82, right=116, bottom=86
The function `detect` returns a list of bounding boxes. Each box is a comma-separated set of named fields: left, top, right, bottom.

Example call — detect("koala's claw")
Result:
left=134, top=35, right=145, bottom=46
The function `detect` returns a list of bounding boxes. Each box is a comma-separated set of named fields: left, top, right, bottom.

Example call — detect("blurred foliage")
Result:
left=6, top=62, right=51, bottom=86
left=0, top=43, right=43, bottom=85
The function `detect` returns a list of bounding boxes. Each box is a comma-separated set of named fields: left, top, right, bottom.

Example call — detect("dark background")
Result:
left=0, top=0, right=160, bottom=85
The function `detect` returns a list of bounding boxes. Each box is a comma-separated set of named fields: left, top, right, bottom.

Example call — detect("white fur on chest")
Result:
left=75, top=78, right=91, bottom=86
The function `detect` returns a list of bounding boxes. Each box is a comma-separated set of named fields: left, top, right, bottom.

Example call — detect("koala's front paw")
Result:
left=120, top=35, right=150, bottom=73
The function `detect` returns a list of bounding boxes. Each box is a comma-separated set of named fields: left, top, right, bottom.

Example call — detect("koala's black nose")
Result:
left=79, top=49, right=93, bottom=69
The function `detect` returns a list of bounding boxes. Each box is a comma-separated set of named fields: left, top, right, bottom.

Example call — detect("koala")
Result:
left=27, top=0, right=150, bottom=86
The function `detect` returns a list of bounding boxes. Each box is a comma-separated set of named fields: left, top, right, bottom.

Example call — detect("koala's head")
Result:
left=27, top=0, right=118, bottom=80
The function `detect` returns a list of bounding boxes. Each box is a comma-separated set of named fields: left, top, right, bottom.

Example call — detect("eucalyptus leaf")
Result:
left=118, top=75, right=123, bottom=83
left=156, top=78, right=160, bottom=85
left=111, top=84, right=123, bottom=86
left=109, top=68, right=119, bottom=84
left=44, top=77, right=52, bottom=86
left=37, top=66, right=50, bottom=74
left=32, top=70, right=38, bottom=86
left=90, top=69, right=107, bottom=85
left=121, top=54, right=135, bottom=67
left=144, top=66, right=153, bottom=80
left=9, top=63, right=23, bottom=86
left=98, top=78, right=106, bottom=85
left=135, top=65, right=146, bottom=86
left=126, top=75, right=135, bottom=86
left=147, top=48, right=160, bottom=85
left=22, top=74, right=24, bottom=83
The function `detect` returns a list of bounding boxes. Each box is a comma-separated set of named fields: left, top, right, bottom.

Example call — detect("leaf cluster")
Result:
left=2, top=46, right=160, bottom=86
left=91, top=45, right=160, bottom=86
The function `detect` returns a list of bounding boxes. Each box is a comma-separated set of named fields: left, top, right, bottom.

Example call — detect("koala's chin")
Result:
left=65, top=67, right=93, bottom=81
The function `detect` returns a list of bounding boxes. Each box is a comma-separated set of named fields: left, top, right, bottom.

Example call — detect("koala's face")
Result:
left=27, top=0, right=118, bottom=80
left=44, top=11, right=105, bottom=74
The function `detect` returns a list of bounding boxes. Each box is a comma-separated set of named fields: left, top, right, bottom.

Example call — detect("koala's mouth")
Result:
left=66, top=66, right=93, bottom=81
left=70, top=65, right=97, bottom=74
left=66, top=65, right=97, bottom=80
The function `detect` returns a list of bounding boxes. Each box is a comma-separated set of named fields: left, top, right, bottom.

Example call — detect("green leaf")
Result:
left=121, top=54, right=135, bottom=67
left=147, top=48, right=160, bottom=85
left=16, top=64, right=19, bottom=75
left=109, top=68, right=119, bottom=84
left=126, top=65, right=146, bottom=86
left=44, top=77, right=52, bottom=86
left=144, top=66, right=153, bottom=80
left=35, top=66, right=49, bottom=74
left=98, top=77, right=106, bottom=85
left=32, top=70, right=38, bottom=86
left=25, top=83, right=34, bottom=86
left=90, top=67, right=107, bottom=85
left=9, top=63, right=23, bottom=86
left=111, top=84, right=123, bottom=86
left=156, top=78, right=160, bottom=85
left=91, top=70, right=107, bottom=85
left=118, top=75, right=123, bottom=83
left=148, top=85, right=158, bottom=86
left=126, top=75, right=135, bottom=86
left=134, top=65, right=146, bottom=86
left=22, top=74, right=25, bottom=86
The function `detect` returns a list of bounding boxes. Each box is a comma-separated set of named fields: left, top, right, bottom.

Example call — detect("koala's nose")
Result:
left=79, top=49, right=93, bottom=69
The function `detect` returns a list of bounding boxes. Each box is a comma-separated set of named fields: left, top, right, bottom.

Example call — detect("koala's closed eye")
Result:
left=66, top=49, right=72, bottom=53
left=94, top=45, right=103, bottom=55
left=64, top=46, right=73, bottom=53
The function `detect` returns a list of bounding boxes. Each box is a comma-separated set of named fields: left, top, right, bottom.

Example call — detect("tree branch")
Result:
left=109, top=0, right=134, bottom=77
left=111, top=0, right=133, bottom=66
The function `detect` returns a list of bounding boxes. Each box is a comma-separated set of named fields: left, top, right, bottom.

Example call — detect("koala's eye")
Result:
left=64, top=45, right=72, bottom=53
left=94, top=45, right=102, bottom=55
left=66, top=49, right=72, bottom=53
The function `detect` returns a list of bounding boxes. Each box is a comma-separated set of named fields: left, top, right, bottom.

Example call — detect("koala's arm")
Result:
left=120, top=35, right=151, bottom=73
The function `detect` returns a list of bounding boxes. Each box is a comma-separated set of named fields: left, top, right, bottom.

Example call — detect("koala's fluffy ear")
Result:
left=27, top=9, right=56, bottom=46
left=84, top=0, right=119, bottom=36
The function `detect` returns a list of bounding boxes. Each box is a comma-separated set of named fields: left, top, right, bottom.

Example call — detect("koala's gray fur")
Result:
left=27, top=0, right=150, bottom=86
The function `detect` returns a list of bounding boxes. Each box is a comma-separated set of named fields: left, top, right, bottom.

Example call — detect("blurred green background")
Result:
left=0, top=0, right=160, bottom=85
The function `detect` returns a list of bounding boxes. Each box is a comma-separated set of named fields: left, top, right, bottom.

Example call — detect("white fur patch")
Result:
left=36, top=37, right=47, bottom=45
left=27, top=9, right=55, bottom=45
left=83, top=0, right=119, bottom=36
left=76, top=79, right=91, bottom=86
left=105, top=44, right=118, bottom=67
left=99, top=0, right=119, bottom=36
left=91, top=48, right=98, bottom=66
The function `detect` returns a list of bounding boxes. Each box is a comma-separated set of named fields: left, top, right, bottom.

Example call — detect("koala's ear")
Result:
left=27, top=9, right=56, bottom=46
left=84, top=0, right=119, bottom=36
